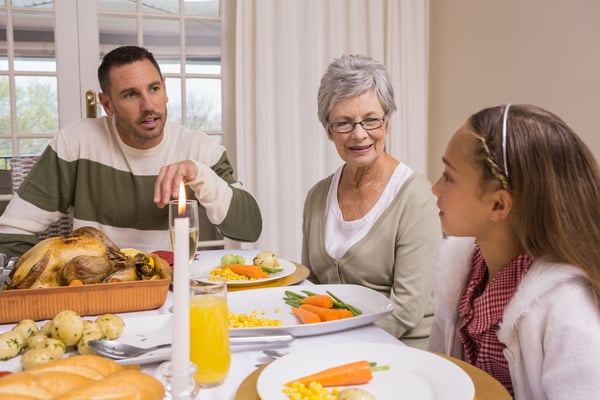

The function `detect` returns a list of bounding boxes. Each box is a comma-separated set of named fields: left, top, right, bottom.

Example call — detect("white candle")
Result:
left=171, top=183, right=190, bottom=382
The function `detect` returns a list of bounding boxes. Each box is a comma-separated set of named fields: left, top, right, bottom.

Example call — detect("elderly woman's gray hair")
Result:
left=317, top=54, right=397, bottom=130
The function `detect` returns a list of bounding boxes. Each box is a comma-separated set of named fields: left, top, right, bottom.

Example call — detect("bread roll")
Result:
left=59, top=369, right=165, bottom=400
left=0, top=371, right=53, bottom=399
left=0, top=355, right=164, bottom=400
left=28, top=354, right=122, bottom=380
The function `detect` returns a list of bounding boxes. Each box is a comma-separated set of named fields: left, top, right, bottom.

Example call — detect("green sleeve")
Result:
left=210, top=152, right=262, bottom=242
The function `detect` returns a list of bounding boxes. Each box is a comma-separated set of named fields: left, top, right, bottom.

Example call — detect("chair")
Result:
left=10, top=156, right=73, bottom=239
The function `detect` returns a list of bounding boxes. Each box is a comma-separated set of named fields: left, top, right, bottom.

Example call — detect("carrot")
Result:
left=285, top=360, right=389, bottom=387
left=302, top=294, right=333, bottom=308
left=299, top=304, right=353, bottom=321
left=291, top=307, right=321, bottom=324
left=220, top=264, right=268, bottom=279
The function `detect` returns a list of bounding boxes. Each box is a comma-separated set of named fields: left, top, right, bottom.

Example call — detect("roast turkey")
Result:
left=7, top=227, right=171, bottom=289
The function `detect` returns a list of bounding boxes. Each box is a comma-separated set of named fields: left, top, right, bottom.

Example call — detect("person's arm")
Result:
left=0, top=230, right=39, bottom=258
left=301, top=184, right=322, bottom=283
left=189, top=152, right=262, bottom=243
left=0, top=149, right=74, bottom=257
left=510, top=278, right=600, bottom=400
left=376, top=178, right=443, bottom=339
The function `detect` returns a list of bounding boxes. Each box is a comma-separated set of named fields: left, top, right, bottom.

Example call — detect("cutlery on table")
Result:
left=263, top=349, right=288, bottom=359
left=255, top=349, right=290, bottom=367
left=88, top=334, right=295, bottom=360
left=0, top=256, right=18, bottom=294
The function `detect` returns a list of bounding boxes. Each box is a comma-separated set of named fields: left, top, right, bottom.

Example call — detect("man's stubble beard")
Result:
left=115, top=109, right=168, bottom=146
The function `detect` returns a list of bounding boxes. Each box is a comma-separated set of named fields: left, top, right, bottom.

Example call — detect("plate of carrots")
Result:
left=190, top=249, right=296, bottom=286
left=257, top=342, right=475, bottom=400
left=227, top=284, right=393, bottom=337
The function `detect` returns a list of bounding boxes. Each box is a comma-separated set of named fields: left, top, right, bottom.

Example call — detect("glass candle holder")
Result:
left=159, top=360, right=199, bottom=400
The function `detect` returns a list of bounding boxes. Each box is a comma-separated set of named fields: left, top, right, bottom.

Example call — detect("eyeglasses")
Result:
left=329, top=116, right=386, bottom=134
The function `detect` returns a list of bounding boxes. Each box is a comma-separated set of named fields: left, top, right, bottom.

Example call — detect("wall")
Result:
left=428, top=0, right=600, bottom=182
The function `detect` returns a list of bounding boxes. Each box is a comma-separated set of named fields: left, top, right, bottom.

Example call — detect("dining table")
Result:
left=132, top=294, right=511, bottom=400
left=0, top=252, right=512, bottom=400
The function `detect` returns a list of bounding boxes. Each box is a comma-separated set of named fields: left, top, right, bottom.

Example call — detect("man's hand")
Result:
left=154, top=160, right=198, bottom=208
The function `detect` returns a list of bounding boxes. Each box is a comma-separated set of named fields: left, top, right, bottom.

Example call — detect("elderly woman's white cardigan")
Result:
left=428, top=236, right=600, bottom=400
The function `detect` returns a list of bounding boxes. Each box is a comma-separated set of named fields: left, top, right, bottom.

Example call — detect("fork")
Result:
left=255, top=349, right=289, bottom=367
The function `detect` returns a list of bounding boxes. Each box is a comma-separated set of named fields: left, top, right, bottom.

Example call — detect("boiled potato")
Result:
left=40, top=320, right=54, bottom=337
left=12, top=319, right=39, bottom=340
left=42, top=338, right=66, bottom=359
left=51, top=310, right=84, bottom=346
left=82, top=320, right=103, bottom=336
left=0, top=330, right=24, bottom=360
left=26, top=332, right=49, bottom=350
left=95, top=314, right=125, bottom=340
left=252, top=251, right=280, bottom=268
left=20, top=348, right=55, bottom=370
left=338, top=388, right=376, bottom=400
left=77, top=330, right=105, bottom=355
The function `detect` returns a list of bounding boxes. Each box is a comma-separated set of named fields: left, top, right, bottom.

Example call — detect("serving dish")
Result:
left=257, top=342, right=476, bottom=400
left=0, top=279, right=170, bottom=324
left=228, top=284, right=392, bottom=337
left=190, top=249, right=296, bottom=286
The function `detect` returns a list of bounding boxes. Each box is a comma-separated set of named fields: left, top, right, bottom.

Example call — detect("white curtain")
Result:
left=233, top=0, right=429, bottom=262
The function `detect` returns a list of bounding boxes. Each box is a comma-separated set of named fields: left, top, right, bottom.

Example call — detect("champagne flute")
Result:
left=169, top=199, right=200, bottom=262
left=189, top=275, right=230, bottom=387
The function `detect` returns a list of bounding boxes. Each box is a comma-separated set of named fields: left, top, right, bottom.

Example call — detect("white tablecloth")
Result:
left=139, top=291, right=401, bottom=400
left=0, top=286, right=401, bottom=400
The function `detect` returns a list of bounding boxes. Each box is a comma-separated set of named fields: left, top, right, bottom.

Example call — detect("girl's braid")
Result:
left=471, top=133, right=510, bottom=191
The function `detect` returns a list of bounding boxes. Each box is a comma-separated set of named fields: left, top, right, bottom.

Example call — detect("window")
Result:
left=0, top=0, right=224, bottom=170
left=97, top=0, right=223, bottom=138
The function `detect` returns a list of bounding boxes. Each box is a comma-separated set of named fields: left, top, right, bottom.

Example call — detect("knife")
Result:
left=88, top=334, right=295, bottom=360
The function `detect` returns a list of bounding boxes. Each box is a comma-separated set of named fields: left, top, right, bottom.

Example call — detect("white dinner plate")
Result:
left=257, top=342, right=475, bottom=400
left=190, top=249, right=296, bottom=286
left=228, top=284, right=392, bottom=337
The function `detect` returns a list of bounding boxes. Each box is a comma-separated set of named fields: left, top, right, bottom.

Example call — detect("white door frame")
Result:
left=55, top=0, right=100, bottom=126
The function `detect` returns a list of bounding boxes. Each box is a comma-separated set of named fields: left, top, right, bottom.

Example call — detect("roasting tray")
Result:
left=0, top=278, right=170, bottom=323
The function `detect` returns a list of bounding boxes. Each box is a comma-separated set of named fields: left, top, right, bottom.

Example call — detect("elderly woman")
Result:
left=302, top=54, right=442, bottom=349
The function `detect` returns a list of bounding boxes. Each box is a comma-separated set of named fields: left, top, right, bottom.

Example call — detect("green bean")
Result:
left=284, top=290, right=306, bottom=300
left=283, top=289, right=363, bottom=317
left=326, top=290, right=363, bottom=315
left=261, top=266, right=284, bottom=274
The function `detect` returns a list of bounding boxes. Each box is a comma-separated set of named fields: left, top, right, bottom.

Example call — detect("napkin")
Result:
left=153, top=250, right=174, bottom=266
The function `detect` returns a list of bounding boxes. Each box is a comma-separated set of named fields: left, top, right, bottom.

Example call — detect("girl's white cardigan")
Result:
left=428, top=236, right=600, bottom=400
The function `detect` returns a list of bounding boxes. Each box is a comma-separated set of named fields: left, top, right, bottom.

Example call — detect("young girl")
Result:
left=428, top=104, right=600, bottom=399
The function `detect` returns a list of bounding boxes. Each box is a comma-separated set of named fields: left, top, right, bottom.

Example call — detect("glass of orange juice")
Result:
left=189, top=275, right=230, bottom=388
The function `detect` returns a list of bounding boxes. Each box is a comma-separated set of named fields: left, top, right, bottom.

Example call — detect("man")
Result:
left=0, top=46, right=262, bottom=256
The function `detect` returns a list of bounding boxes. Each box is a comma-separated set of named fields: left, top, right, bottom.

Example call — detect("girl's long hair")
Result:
left=469, top=104, right=600, bottom=301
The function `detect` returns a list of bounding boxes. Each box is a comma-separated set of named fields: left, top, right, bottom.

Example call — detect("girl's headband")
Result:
left=502, top=104, right=511, bottom=178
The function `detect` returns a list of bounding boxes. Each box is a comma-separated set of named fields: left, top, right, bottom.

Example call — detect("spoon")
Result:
left=89, top=334, right=296, bottom=360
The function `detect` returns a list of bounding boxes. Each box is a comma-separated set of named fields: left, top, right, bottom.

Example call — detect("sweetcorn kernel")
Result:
left=228, top=310, right=282, bottom=328
left=209, top=267, right=255, bottom=281
left=282, top=381, right=338, bottom=400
